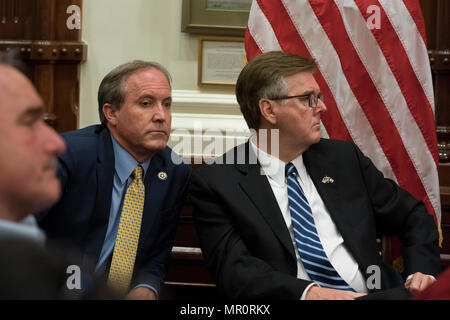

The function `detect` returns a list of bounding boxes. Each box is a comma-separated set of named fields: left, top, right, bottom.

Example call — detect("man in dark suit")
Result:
left=38, top=61, right=191, bottom=299
left=189, top=51, right=440, bottom=300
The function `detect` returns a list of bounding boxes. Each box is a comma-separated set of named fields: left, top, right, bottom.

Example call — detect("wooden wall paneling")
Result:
left=33, top=63, right=56, bottom=126
left=53, top=63, right=79, bottom=132
left=0, top=0, right=36, bottom=39
left=0, top=0, right=86, bottom=133
left=420, top=0, right=437, bottom=49
left=436, top=0, right=450, bottom=49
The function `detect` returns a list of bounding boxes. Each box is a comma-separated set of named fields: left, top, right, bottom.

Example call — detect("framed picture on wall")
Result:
left=198, top=36, right=246, bottom=87
left=182, top=0, right=251, bottom=37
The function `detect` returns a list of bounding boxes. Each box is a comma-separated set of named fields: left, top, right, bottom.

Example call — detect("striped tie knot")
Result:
left=285, top=162, right=296, bottom=178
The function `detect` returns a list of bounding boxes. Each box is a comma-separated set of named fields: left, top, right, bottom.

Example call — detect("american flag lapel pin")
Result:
left=321, top=176, right=334, bottom=184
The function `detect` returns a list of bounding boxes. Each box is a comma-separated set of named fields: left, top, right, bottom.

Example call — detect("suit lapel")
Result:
left=237, top=143, right=297, bottom=261
left=302, top=143, right=363, bottom=265
left=83, top=127, right=115, bottom=263
left=138, top=151, right=169, bottom=250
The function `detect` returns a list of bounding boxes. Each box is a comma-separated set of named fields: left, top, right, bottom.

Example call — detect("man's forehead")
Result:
left=285, top=71, right=319, bottom=90
left=126, top=68, right=171, bottom=91
left=0, top=65, right=43, bottom=115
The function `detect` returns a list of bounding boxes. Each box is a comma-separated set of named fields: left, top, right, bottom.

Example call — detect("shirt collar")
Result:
left=249, top=135, right=307, bottom=187
left=0, top=216, right=46, bottom=245
left=111, top=135, right=151, bottom=184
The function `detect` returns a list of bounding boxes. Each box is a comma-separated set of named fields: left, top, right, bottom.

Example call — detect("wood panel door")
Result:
left=0, top=0, right=87, bottom=133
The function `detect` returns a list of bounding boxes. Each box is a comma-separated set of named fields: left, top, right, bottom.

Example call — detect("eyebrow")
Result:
left=137, top=94, right=172, bottom=103
left=16, top=106, right=45, bottom=123
left=296, top=90, right=319, bottom=96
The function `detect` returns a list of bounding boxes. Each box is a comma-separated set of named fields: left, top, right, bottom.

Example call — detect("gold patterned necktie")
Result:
left=108, top=165, right=145, bottom=294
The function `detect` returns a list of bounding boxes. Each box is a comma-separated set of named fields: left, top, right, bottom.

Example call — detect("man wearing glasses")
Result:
left=189, top=51, right=440, bottom=300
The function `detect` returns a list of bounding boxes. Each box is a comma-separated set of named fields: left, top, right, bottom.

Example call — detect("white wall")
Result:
left=80, top=0, right=250, bottom=157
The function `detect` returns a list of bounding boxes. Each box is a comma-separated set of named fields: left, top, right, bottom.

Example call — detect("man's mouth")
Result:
left=149, top=130, right=167, bottom=135
left=43, top=156, right=58, bottom=171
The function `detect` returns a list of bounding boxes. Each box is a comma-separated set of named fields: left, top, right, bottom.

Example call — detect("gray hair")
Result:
left=97, top=60, right=172, bottom=125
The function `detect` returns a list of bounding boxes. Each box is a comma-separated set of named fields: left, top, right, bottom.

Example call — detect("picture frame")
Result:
left=182, top=0, right=251, bottom=37
left=198, top=36, right=246, bottom=88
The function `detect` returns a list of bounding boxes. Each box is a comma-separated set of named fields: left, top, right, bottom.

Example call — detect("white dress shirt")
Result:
left=250, top=138, right=368, bottom=298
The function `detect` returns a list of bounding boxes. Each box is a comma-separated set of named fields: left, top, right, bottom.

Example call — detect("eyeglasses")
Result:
left=269, top=93, right=324, bottom=108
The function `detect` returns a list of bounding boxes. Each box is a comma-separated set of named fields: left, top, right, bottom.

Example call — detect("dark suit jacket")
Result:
left=37, top=125, right=191, bottom=293
left=190, top=139, right=440, bottom=299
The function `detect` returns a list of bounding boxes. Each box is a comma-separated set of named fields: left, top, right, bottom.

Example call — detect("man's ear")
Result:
left=102, top=103, right=118, bottom=126
left=259, top=99, right=277, bottom=125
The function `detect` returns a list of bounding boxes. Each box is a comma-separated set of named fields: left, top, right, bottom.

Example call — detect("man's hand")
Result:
left=125, top=287, right=157, bottom=300
left=405, top=272, right=435, bottom=295
left=305, top=286, right=366, bottom=300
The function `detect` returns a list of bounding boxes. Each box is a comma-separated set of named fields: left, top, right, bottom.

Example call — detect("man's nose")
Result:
left=41, top=122, right=66, bottom=155
left=153, top=103, right=169, bottom=122
left=315, top=98, right=327, bottom=113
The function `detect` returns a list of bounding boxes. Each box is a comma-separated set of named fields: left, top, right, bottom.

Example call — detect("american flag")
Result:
left=245, top=0, right=441, bottom=263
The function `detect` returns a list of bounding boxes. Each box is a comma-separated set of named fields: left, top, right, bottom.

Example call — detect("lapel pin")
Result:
left=321, top=176, right=334, bottom=184
left=157, top=171, right=168, bottom=181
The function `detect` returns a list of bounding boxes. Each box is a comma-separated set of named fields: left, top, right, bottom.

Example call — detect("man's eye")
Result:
left=141, top=100, right=151, bottom=106
left=20, top=117, right=40, bottom=127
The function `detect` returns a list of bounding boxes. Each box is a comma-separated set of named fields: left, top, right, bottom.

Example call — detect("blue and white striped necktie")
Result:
left=285, top=162, right=354, bottom=291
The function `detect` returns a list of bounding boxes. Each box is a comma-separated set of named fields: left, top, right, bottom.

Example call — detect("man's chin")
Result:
left=27, top=188, right=61, bottom=214
left=144, top=141, right=168, bottom=153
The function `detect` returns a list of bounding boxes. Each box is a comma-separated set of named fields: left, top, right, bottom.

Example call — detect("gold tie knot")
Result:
left=133, top=165, right=143, bottom=181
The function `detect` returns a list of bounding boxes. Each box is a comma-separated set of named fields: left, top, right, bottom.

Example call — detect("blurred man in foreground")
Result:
left=0, top=52, right=68, bottom=298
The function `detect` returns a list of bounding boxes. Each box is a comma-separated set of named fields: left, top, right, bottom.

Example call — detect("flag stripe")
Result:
left=333, top=0, right=439, bottom=220
left=307, top=1, right=412, bottom=181
left=377, top=0, right=435, bottom=111
left=357, top=0, right=440, bottom=219
left=248, top=1, right=282, bottom=55
left=245, top=28, right=262, bottom=61
left=293, top=0, right=435, bottom=214
left=358, top=0, right=437, bottom=160
left=279, top=0, right=397, bottom=180
left=400, top=0, right=428, bottom=47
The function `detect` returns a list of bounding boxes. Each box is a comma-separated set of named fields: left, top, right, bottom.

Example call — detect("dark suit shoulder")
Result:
left=58, top=125, right=109, bottom=173
left=306, top=138, right=363, bottom=162
left=310, top=138, right=355, bottom=152
left=191, top=143, right=251, bottom=182
left=60, top=125, right=105, bottom=153
left=61, top=124, right=103, bottom=138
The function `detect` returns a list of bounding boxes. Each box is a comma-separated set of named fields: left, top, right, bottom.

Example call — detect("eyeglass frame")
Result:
left=268, top=92, right=324, bottom=108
